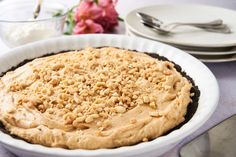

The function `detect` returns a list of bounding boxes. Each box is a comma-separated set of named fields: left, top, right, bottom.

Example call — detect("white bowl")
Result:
left=0, top=34, right=219, bottom=157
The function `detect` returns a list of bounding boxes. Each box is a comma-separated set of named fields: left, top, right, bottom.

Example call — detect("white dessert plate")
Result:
left=127, top=28, right=236, bottom=62
left=126, top=28, right=236, bottom=56
left=0, top=35, right=219, bottom=157
left=192, top=53, right=236, bottom=63
left=125, top=4, right=236, bottom=48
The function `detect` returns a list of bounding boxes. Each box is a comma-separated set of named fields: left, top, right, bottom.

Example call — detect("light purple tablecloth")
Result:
left=0, top=0, right=236, bottom=157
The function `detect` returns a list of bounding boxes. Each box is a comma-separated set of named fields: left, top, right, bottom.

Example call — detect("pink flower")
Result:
left=95, top=0, right=119, bottom=31
left=73, top=19, right=104, bottom=34
left=73, top=0, right=119, bottom=34
left=74, top=1, right=103, bottom=21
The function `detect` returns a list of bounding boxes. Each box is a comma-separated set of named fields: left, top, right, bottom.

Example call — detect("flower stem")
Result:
left=118, top=17, right=124, bottom=22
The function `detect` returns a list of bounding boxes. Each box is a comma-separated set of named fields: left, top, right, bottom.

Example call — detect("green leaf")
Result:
left=64, top=32, right=71, bottom=35
left=93, top=0, right=98, bottom=4
left=53, top=9, right=63, bottom=17
left=64, top=9, right=76, bottom=35
left=118, top=17, right=124, bottom=22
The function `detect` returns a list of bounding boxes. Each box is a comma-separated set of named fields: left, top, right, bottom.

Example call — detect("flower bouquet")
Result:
left=65, top=0, right=121, bottom=35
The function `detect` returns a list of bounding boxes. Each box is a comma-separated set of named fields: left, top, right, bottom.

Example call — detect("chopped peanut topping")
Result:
left=2, top=48, right=192, bottom=131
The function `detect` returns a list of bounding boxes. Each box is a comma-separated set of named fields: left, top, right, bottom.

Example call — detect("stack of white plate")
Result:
left=125, top=4, right=236, bottom=62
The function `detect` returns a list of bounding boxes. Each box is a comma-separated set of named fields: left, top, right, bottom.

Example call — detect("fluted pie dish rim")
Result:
left=0, top=34, right=219, bottom=157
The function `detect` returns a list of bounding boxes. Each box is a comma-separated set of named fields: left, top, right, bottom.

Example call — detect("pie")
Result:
left=0, top=47, right=198, bottom=149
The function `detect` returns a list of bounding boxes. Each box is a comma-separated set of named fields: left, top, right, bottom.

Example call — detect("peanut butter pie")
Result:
left=0, top=47, right=198, bottom=149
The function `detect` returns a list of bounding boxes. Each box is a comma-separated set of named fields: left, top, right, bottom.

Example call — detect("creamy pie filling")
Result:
left=0, top=47, right=193, bottom=149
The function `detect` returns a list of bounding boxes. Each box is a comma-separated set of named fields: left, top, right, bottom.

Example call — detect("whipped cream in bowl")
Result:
left=0, top=0, right=67, bottom=47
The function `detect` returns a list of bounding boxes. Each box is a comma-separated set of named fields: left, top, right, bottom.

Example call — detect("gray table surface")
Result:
left=0, top=0, right=236, bottom=157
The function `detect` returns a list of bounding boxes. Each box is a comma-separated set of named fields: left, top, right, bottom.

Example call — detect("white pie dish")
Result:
left=0, top=34, right=219, bottom=157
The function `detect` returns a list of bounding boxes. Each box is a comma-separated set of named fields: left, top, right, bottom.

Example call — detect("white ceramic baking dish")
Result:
left=0, top=34, right=219, bottom=157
